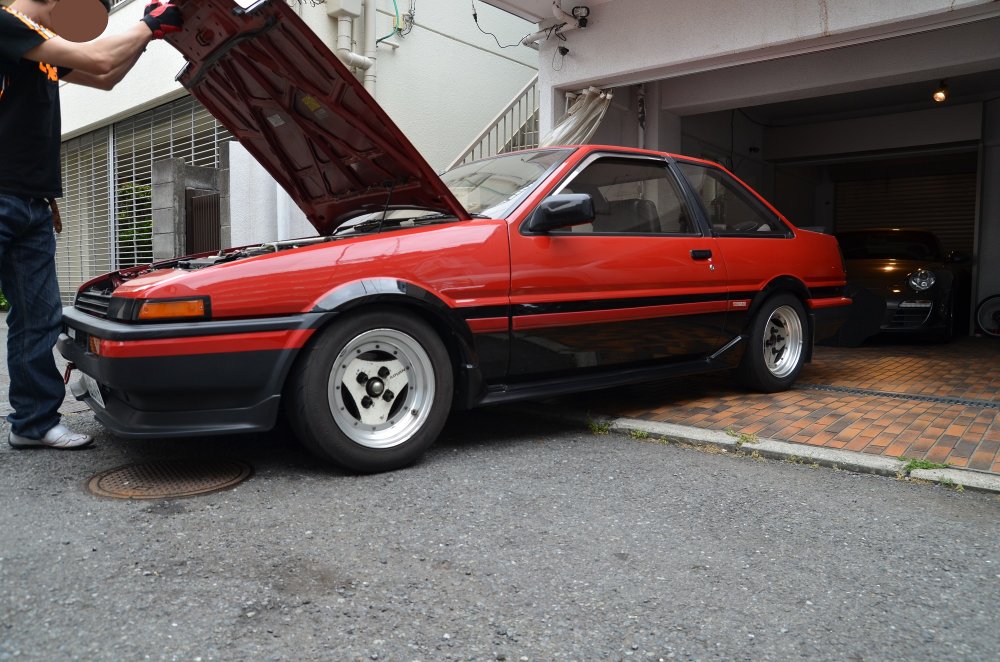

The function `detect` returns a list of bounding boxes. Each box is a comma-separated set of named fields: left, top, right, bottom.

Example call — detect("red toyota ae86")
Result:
left=58, top=0, right=850, bottom=472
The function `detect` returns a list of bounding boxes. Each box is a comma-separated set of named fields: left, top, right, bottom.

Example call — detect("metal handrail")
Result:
left=447, top=74, right=539, bottom=170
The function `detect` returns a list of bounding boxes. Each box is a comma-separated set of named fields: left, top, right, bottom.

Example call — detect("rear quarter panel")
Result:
left=716, top=230, right=846, bottom=293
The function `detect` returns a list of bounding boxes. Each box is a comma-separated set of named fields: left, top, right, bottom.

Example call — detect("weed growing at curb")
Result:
left=938, top=477, right=964, bottom=492
left=587, top=420, right=611, bottom=435
left=899, top=456, right=949, bottom=475
left=725, top=426, right=759, bottom=447
left=628, top=429, right=650, bottom=440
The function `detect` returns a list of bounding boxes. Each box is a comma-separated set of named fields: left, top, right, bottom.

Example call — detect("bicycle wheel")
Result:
left=976, top=295, right=1000, bottom=337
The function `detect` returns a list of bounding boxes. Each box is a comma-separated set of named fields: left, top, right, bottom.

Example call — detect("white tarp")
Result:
left=540, top=87, right=613, bottom=147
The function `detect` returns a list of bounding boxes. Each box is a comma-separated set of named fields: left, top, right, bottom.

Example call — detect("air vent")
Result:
left=75, top=287, right=113, bottom=319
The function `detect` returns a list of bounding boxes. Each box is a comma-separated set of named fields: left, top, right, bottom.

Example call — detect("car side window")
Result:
left=555, top=157, right=697, bottom=235
left=677, top=162, right=790, bottom=237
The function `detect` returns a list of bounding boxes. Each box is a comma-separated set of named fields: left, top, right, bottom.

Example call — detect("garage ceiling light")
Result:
left=933, top=80, right=948, bottom=103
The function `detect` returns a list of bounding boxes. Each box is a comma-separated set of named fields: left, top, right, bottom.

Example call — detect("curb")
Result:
left=515, top=404, right=1000, bottom=495
left=612, top=417, right=1000, bottom=494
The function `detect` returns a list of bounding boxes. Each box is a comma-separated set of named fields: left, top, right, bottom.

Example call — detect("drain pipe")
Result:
left=328, top=2, right=374, bottom=73
left=363, top=0, right=377, bottom=93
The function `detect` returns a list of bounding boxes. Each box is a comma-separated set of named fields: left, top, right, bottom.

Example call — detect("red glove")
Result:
left=142, top=1, right=182, bottom=39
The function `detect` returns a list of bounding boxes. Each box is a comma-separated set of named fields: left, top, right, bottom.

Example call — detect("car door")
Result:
left=507, top=152, right=730, bottom=377
left=674, top=160, right=798, bottom=338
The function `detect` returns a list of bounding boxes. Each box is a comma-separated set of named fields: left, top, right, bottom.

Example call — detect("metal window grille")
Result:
left=56, top=95, right=231, bottom=303
left=56, top=129, right=112, bottom=302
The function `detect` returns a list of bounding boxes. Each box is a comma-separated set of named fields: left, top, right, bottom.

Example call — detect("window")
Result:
left=677, top=162, right=789, bottom=237
left=556, top=156, right=696, bottom=234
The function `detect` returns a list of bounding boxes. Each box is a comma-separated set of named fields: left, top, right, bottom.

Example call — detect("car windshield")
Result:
left=441, top=149, right=572, bottom=218
left=837, top=231, right=943, bottom=261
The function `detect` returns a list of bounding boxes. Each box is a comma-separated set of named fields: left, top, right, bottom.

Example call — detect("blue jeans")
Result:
left=0, top=194, right=64, bottom=438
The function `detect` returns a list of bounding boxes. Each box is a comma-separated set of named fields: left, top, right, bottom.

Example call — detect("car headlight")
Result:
left=908, top=269, right=936, bottom=291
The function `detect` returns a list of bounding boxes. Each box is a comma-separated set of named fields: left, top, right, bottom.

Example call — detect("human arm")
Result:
left=23, top=21, right=153, bottom=78
left=21, top=0, right=181, bottom=85
left=61, top=39, right=147, bottom=90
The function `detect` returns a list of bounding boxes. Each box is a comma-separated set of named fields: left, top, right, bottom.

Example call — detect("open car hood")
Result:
left=166, top=0, right=469, bottom=235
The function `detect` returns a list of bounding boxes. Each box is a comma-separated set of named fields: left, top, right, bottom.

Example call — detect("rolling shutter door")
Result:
left=56, top=129, right=112, bottom=305
left=834, top=173, right=977, bottom=254
left=56, top=96, right=231, bottom=304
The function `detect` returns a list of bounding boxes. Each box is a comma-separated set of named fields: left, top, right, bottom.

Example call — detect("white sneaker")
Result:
left=9, top=423, right=94, bottom=450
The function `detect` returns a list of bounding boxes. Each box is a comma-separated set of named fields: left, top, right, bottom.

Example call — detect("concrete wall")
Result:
left=532, top=0, right=999, bottom=132
left=151, top=159, right=221, bottom=260
left=978, top=100, right=1000, bottom=309
left=227, top=143, right=314, bottom=245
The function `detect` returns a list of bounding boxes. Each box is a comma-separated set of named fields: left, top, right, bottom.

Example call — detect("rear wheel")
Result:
left=286, top=308, right=453, bottom=473
left=737, top=294, right=807, bottom=392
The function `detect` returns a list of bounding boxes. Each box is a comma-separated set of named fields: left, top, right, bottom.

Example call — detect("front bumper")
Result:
left=57, top=306, right=324, bottom=439
left=880, top=297, right=949, bottom=332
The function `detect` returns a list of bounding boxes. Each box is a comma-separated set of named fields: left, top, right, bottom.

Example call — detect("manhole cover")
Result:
left=86, top=458, right=253, bottom=499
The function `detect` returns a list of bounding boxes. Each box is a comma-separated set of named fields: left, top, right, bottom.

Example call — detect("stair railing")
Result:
left=447, top=74, right=539, bottom=171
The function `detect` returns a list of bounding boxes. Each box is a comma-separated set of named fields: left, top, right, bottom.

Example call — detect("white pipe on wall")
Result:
left=336, top=15, right=374, bottom=71
left=363, top=0, right=378, bottom=93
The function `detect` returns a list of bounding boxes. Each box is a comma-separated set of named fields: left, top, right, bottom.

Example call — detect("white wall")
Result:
left=531, top=0, right=1000, bottom=133
left=60, top=0, right=187, bottom=137
left=296, top=0, right=537, bottom=169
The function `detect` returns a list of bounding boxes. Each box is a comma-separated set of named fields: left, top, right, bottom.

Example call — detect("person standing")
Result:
left=1, top=0, right=182, bottom=449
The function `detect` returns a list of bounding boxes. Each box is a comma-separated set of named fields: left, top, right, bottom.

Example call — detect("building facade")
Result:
left=487, top=0, right=1000, bottom=333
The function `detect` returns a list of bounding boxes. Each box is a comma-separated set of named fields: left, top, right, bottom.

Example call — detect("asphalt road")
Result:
left=1, top=407, right=998, bottom=661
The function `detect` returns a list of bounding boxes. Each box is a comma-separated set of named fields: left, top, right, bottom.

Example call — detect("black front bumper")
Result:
left=58, top=306, right=323, bottom=439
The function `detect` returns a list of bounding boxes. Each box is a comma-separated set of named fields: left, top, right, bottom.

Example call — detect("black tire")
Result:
left=737, top=294, right=808, bottom=392
left=285, top=308, right=453, bottom=473
left=931, top=296, right=954, bottom=343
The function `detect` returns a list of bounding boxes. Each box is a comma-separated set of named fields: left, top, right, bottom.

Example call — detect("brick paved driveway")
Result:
left=576, top=337, right=1000, bottom=474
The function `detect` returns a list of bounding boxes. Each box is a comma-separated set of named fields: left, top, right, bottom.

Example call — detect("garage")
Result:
left=563, top=14, right=1000, bottom=338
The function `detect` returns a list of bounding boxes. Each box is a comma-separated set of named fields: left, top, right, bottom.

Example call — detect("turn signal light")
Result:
left=137, top=298, right=208, bottom=321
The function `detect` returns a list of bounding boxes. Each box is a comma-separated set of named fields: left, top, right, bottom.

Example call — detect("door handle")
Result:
left=690, top=249, right=712, bottom=260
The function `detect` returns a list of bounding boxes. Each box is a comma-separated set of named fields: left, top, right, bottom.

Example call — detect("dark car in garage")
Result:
left=835, top=228, right=969, bottom=343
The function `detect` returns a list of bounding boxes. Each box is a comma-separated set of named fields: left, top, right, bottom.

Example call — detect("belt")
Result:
left=45, top=197, right=62, bottom=234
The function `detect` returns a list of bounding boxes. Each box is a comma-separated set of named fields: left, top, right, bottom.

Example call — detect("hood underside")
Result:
left=166, top=0, right=469, bottom=235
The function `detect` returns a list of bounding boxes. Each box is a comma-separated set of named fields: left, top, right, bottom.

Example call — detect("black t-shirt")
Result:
left=0, top=6, right=70, bottom=199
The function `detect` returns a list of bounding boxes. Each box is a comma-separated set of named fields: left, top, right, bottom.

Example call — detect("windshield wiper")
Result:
left=335, top=212, right=484, bottom=236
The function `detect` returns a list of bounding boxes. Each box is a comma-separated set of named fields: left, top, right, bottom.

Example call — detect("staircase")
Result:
left=448, top=75, right=539, bottom=170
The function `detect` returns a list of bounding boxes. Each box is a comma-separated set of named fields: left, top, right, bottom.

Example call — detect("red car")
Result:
left=58, top=0, right=850, bottom=472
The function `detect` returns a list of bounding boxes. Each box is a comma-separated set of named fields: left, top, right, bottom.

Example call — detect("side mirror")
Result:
left=525, top=194, right=595, bottom=233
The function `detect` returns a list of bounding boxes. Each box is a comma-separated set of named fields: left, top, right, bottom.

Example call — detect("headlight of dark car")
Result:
left=907, top=269, right=936, bottom=291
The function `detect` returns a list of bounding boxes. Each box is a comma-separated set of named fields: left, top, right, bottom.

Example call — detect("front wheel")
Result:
left=285, top=308, right=453, bottom=473
left=737, top=294, right=807, bottom=392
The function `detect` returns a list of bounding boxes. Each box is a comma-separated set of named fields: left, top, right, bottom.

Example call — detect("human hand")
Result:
left=141, top=1, right=182, bottom=39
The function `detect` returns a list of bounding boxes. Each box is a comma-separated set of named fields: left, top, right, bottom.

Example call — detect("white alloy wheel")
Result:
left=762, top=304, right=804, bottom=378
left=328, top=327, right=436, bottom=449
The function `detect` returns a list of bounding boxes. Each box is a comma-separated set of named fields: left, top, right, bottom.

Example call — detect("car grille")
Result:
left=75, top=286, right=113, bottom=319
left=886, top=305, right=932, bottom=329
